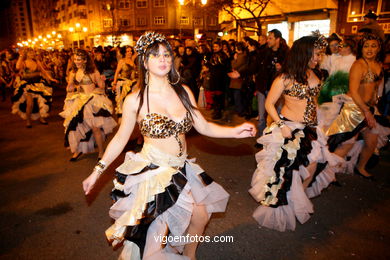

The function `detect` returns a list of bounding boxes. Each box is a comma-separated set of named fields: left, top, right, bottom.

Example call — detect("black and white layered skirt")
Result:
left=106, top=143, right=230, bottom=259
left=11, top=77, right=52, bottom=120
left=249, top=121, right=343, bottom=231
left=59, top=89, right=117, bottom=154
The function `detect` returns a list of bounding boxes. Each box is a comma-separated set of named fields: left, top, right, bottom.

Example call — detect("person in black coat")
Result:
left=206, top=41, right=230, bottom=119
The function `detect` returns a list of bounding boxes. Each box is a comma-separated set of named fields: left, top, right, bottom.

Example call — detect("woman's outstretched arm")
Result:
left=82, top=92, right=138, bottom=194
left=184, top=85, right=256, bottom=138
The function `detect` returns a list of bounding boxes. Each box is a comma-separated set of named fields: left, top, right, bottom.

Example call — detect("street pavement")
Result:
left=0, top=88, right=389, bottom=260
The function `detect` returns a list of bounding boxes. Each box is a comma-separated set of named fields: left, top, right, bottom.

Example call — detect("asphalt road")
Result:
left=0, top=88, right=389, bottom=260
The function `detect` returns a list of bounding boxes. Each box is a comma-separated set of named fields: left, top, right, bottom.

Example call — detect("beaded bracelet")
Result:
left=276, top=119, right=286, bottom=128
left=94, top=160, right=107, bottom=175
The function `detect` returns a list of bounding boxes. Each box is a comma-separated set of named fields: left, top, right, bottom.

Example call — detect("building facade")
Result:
left=54, top=0, right=219, bottom=49
left=9, top=0, right=34, bottom=43
left=30, top=0, right=58, bottom=38
left=336, top=0, right=389, bottom=37
left=219, top=0, right=338, bottom=46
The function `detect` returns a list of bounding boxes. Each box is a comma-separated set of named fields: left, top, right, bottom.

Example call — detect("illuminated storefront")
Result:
left=293, top=19, right=331, bottom=40
left=337, top=0, right=389, bottom=37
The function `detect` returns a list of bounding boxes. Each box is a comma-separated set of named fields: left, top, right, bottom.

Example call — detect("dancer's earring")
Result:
left=167, top=73, right=180, bottom=85
left=145, top=70, right=149, bottom=85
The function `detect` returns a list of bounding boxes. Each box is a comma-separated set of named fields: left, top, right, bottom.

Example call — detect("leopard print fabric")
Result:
left=283, top=82, right=321, bottom=126
left=139, top=111, right=192, bottom=156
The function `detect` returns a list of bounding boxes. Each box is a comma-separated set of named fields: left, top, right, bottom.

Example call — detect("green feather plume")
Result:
left=318, top=71, right=349, bottom=105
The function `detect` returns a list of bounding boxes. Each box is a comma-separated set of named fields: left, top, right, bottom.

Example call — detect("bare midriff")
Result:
left=281, top=95, right=314, bottom=123
left=143, top=135, right=187, bottom=156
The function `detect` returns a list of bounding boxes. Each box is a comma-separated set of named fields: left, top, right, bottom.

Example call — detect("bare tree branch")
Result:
left=212, top=0, right=271, bottom=35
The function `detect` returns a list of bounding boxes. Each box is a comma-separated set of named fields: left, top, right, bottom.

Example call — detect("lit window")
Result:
left=136, top=17, right=147, bottom=26
left=103, top=18, right=113, bottom=28
left=180, top=16, right=189, bottom=25
left=119, top=19, right=130, bottom=27
left=193, top=17, right=203, bottom=26
left=154, top=0, right=165, bottom=7
left=136, top=0, right=148, bottom=8
left=154, top=16, right=166, bottom=25
left=119, top=0, right=131, bottom=8
left=347, top=0, right=384, bottom=22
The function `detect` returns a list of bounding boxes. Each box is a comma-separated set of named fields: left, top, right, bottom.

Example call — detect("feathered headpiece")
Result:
left=135, top=31, right=168, bottom=55
left=312, top=30, right=328, bottom=49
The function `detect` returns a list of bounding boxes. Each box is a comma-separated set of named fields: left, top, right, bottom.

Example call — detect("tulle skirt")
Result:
left=115, top=78, right=137, bottom=117
left=106, top=143, right=230, bottom=260
left=59, top=89, right=117, bottom=154
left=11, top=77, right=52, bottom=120
left=249, top=120, right=343, bottom=231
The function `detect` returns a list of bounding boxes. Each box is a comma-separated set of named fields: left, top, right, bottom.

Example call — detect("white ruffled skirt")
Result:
left=249, top=121, right=343, bottom=231
left=106, top=143, right=229, bottom=260
left=11, top=77, right=52, bottom=120
left=59, top=90, right=117, bottom=154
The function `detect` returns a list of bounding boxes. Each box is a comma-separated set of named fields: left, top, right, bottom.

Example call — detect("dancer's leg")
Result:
left=92, top=127, right=104, bottom=158
left=25, top=93, right=33, bottom=127
left=303, top=162, right=318, bottom=189
left=183, top=204, right=208, bottom=260
left=356, top=130, right=378, bottom=176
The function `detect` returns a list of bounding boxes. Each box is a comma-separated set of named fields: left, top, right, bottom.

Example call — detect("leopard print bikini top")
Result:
left=283, top=81, right=321, bottom=126
left=139, top=96, right=192, bottom=157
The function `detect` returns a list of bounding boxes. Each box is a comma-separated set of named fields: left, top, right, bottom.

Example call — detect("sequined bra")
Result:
left=73, top=73, right=94, bottom=86
left=360, top=59, right=384, bottom=84
left=283, top=81, right=321, bottom=125
left=139, top=111, right=192, bottom=156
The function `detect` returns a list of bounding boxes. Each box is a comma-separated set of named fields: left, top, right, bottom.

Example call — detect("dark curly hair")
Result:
left=356, top=33, right=385, bottom=63
left=120, top=45, right=134, bottom=58
left=71, top=49, right=96, bottom=74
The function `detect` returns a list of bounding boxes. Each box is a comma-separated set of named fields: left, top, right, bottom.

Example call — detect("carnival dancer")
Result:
left=317, top=38, right=357, bottom=153
left=82, top=32, right=256, bottom=260
left=249, top=33, right=343, bottom=232
left=325, top=33, right=390, bottom=178
left=112, top=46, right=138, bottom=122
left=60, top=49, right=117, bottom=161
left=11, top=48, right=58, bottom=128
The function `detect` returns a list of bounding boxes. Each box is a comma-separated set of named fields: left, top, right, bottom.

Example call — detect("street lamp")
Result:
left=69, top=24, right=88, bottom=49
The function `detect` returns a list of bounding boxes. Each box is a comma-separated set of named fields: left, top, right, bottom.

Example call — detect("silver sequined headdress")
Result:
left=135, top=31, right=168, bottom=56
left=312, top=30, right=328, bottom=49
